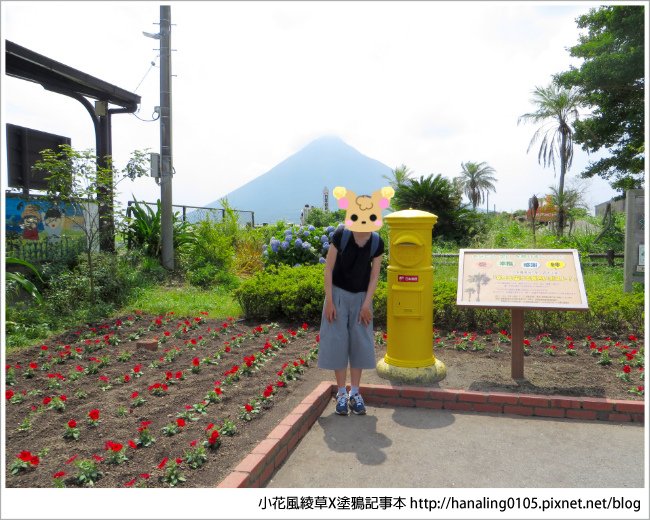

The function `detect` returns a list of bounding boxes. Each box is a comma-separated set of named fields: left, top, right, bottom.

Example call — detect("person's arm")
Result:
left=323, top=244, right=338, bottom=322
left=358, top=254, right=382, bottom=325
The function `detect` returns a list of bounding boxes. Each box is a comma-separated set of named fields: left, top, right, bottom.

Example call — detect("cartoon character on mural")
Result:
left=43, top=207, right=64, bottom=242
left=20, top=204, right=43, bottom=241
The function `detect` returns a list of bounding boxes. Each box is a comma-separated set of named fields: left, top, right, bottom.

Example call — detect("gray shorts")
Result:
left=317, top=285, right=376, bottom=370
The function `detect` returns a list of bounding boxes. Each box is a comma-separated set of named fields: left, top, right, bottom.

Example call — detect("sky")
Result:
left=0, top=1, right=643, bottom=220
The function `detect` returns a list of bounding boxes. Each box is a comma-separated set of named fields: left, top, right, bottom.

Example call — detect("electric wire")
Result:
left=134, top=54, right=159, bottom=93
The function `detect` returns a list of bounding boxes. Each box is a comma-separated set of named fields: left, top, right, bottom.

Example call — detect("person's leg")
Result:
left=350, top=367, right=362, bottom=395
left=335, top=368, right=347, bottom=393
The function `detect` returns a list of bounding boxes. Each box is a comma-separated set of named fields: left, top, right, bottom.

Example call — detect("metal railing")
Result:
left=126, top=201, right=255, bottom=227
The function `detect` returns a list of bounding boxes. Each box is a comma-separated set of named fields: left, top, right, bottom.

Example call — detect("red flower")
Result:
left=65, top=455, right=78, bottom=465
left=128, top=440, right=138, bottom=449
left=68, top=419, right=77, bottom=428
left=214, top=387, right=223, bottom=395
left=301, top=322, right=309, bottom=330
left=131, top=392, right=139, bottom=399
left=245, top=404, right=254, bottom=412
left=623, top=365, right=631, bottom=374
left=166, top=371, right=173, bottom=380
left=158, top=457, right=168, bottom=469
left=41, top=345, right=48, bottom=351
left=628, top=334, right=638, bottom=342
left=164, top=331, right=171, bottom=337
left=205, top=422, right=215, bottom=430
left=124, top=374, right=131, bottom=383
left=175, top=371, right=183, bottom=379
left=43, top=396, right=52, bottom=405
left=175, top=458, right=183, bottom=464
left=133, top=364, right=141, bottom=373
left=192, top=357, right=200, bottom=367
left=140, top=473, right=151, bottom=479
left=92, top=455, right=104, bottom=462
left=88, top=409, right=100, bottom=421
left=124, top=478, right=136, bottom=487
left=76, top=365, right=84, bottom=372
left=191, top=339, right=197, bottom=345
left=141, top=420, right=152, bottom=428
left=59, top=395, right=67, bottom=401
left=18, top=451, right=34, bottom=462
left=29, top=362, right=38, bottom=369
left=6, top=389, right=14, bottom=400
left=53, top=471, right=65, bottom=479
left=177, top=418, right=186, bottom=427
left=190, top=439, right=198, bottom=447
left=276, top=381, right=286, bottom=387
left=209, top=430, right=220, bottom=444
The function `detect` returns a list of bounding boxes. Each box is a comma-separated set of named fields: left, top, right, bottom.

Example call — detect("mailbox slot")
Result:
left=391, top=285, right=422, bottom=317
left=392, top=234, right=425, bottom=267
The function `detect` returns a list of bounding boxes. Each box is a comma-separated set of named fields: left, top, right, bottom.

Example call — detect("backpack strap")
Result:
left=340, top=228, right=352, bottom=252
left=370, top=232, right=380, bottom=257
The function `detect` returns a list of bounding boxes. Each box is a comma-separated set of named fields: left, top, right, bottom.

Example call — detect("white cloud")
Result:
left=2, top=0, right=621, bottom=216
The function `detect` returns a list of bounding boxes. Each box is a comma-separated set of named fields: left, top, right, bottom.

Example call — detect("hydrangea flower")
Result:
left=308, top=225, right=316, bottom=231
left=270, top=239, right=280, bottom=253
left=281, top=241, right=289, bottom=250
left=322, top=243, right=330, bottom=252
left=295, top=238, right=303, bottom=248
left=320, top=235, right=328, bottom=243
left=302, top=241, right=311, bottom=249
left=326, top=226, right=335, bottom=233
left=319, top=257, right=326, bottom=264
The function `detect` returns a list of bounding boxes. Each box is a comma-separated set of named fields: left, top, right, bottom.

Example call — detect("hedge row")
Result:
left=234, top=265, right=644, bottom=336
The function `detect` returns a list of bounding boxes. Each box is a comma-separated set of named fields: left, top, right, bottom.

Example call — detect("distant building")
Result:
left=300, top=204, right=314, bottom=225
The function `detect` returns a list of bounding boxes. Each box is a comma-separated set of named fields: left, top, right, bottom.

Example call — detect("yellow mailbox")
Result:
left=376, top=209, right=447, bottom=384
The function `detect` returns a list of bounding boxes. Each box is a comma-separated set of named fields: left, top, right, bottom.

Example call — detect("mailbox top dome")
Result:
left=385, top=209, right=438, bottom=223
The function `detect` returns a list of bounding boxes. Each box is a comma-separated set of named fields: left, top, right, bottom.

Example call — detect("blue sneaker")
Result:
left=348, top=393, right=366, bottom=415
left=335, top=393, right=349, bottom=415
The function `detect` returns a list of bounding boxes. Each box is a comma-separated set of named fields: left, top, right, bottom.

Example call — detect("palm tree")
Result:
left=392, top=173, right=472, bottom=242
left=518, top=83, right=583, bottom=236
left=457, top=161, right=497, bottom=210
left=382, top=164, right=413, bottom=189
left=467, top=273, right=490, bottom=302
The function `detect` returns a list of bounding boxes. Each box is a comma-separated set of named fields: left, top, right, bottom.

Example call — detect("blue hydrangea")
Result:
left=281, top=241, right=289, bottom=250
left=270, top=238, right=280, bottom=253
left=319, top=257, right=326, bottom=264
left=326, top=226, right=335, bottom=233
left=322, top=243, right=330, bottom=252
left=308, top=225, right=315, bottom=231
left=320, top=235, right=328, bottom=243
left=294, top=238, right=303, bottom=248
left=302, top=241, right=311, bottom=249
left=303, top=230, right=310, bottom=237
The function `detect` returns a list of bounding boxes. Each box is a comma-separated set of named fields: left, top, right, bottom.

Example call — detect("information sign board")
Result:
left=457, top=249, right=588, bottom=310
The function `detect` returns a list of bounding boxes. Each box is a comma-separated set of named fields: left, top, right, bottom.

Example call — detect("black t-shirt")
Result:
left=331, top=227, right=385, bottom=293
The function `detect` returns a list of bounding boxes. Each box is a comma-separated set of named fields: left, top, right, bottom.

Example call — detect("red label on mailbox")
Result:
left=398, top=275, right=419, bottom=282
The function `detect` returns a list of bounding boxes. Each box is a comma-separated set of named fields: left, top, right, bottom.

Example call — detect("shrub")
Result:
left=235, top=265, right=324, bottom=321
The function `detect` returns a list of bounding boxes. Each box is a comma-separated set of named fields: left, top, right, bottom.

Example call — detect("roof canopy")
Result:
left=5, top=40, right=140, bottom=111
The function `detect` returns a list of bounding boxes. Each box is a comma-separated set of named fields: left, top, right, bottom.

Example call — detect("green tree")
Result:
left=518, top=83, right=584, bottom=236
left=392, top=173, right=479, bottom=243
left=304, top=207, right=346, bottom=227
left=555, top=5, right=644, bottom=192
left=382, top=164, right=413, bottom=189
left=457, top=161, right=498, bottom=210
left=548, top=183, right=588, bottom=236
left=33, top=145, right=147, bottom=302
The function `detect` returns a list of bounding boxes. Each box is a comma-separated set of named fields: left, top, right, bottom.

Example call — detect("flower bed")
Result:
left=4, top=313, right=644, bottom=488
left=5, top=313, right=318, bottom=488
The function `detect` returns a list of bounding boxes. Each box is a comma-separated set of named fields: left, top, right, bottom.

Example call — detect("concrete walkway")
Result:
left=267, top=404, right=645, bottom=488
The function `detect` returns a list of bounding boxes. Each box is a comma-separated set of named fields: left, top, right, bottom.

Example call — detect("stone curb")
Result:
left=216, top=383, right=645, bottom=488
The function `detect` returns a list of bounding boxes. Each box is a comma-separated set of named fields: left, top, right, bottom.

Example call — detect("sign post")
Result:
left=457, top=249, right=589, bottom=379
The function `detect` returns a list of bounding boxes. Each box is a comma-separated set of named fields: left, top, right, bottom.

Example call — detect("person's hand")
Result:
left=325, top=299, right=337, bottom=323
left=358, top=303, right=372, bottom=326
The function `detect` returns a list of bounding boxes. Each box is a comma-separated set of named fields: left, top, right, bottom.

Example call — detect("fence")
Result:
left=6, top=236, right=87, bottom=264
left=126, top=201, right=255, bottom=227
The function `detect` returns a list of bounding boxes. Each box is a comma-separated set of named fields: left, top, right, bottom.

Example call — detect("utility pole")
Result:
left=160, top=5, right=174, bottom=269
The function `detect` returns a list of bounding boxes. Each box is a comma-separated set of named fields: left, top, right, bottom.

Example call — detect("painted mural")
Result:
left=5, top=195, right=97, bottom=261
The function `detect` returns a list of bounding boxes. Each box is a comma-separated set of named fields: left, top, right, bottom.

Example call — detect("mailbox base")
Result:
left=376, top=357, right=447, bottom=384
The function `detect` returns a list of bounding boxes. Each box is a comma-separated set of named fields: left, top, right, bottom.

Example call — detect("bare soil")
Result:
left=4, top=314, right=644, bottom=488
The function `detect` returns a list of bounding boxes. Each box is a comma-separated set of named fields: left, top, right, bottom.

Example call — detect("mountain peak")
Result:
left=206, top=137, right=393, bottom=224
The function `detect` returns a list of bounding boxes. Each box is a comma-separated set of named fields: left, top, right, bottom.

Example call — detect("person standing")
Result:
left=318, top=186, right=393, bottom=415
